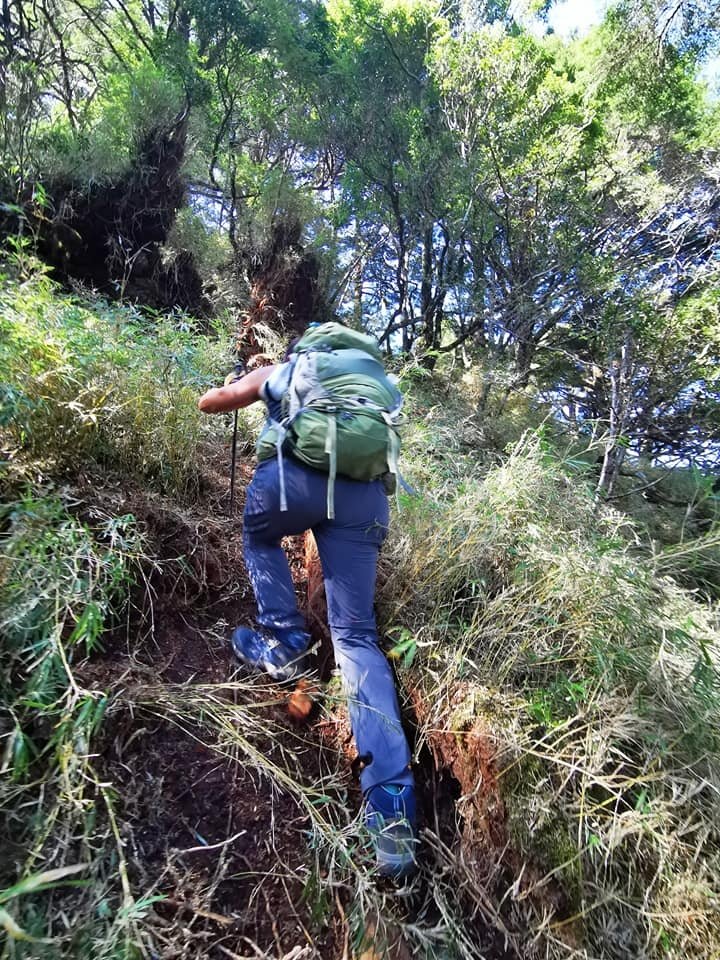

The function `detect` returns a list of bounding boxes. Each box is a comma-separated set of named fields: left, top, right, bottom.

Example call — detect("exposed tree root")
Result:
left=1, top=113, right=210, bottom=316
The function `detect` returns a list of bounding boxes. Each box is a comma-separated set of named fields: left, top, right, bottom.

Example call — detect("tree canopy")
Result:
left=2, top=0, right=719, bottom=489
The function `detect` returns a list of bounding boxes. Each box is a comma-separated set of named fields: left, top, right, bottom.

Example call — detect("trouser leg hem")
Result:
left=360, top=765, right=415, bottom=795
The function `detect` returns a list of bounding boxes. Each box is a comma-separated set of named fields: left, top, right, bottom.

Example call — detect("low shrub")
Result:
left=0, top=491, right=151, bottom=953
left=0, top=268, right=232, bottom=500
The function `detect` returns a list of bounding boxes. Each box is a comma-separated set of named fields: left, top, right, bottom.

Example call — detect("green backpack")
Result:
left=256, top=322, right=403, bottom=518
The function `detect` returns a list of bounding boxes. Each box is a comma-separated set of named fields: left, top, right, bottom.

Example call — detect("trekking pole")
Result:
left=227, top=359, right=246, bottom=517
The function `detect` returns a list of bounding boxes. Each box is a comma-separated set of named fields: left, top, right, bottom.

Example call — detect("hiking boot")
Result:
left=230, top=625, right=310, bottom=683
left=365, top=783, right=418, bottom=880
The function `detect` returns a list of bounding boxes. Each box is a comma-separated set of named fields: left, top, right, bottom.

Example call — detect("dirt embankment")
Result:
left=76, top=459, right=350, bottom=958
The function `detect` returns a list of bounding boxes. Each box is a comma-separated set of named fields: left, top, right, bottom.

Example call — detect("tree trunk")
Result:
left=421, top=224, right=433, bottom=346
left=597, top=331, right=634, bottom=499
left=389, top=184, right=412, bottom=352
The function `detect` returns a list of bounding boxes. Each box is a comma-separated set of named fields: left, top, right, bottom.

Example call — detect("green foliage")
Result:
left=0, top=266, right=239, bottom=955
left=1, top=0, right=719, bottom=955
left=0, top=491, right=143, bottom=773
left=2, top=494, right=137, bottom=656
left=166, top=207, right=231, bottom=276
left=3, top=0, right=718, bottom=476
left=0, top=487, right=150, bottom=953
left=39, top=55, right=187, bottom=183
left=0, top=268, right=227, bottom=499
left=581, top=2, right=706, bottom=143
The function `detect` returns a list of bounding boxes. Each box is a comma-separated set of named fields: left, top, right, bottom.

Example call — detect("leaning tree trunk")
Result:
left=597, top=331, right=634, bottom=499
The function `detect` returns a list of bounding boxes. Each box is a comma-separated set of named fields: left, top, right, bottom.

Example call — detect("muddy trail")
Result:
left=72, top=456, right=518, bottom=960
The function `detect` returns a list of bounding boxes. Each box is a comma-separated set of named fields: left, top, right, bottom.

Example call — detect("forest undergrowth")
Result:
left=2, top=266, right=720, bottom=960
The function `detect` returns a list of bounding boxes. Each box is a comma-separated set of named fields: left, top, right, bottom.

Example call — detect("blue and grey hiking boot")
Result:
left=365, top=783, right=418, bottom=880
left=230, top=626, right=310, bottom=683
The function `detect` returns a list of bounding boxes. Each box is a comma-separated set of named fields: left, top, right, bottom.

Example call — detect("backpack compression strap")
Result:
left=383, top=411, right=401, bottom=508
left=275, top=422, right=289, bottom=512
left=324, top=411, right=338, bottom=519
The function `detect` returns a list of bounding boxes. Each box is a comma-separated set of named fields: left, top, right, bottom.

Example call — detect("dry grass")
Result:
left=379, top=407, right=720, bottom=959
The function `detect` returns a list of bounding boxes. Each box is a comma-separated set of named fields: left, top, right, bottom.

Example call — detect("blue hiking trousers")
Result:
left=242, top=456, right=414, bottom=794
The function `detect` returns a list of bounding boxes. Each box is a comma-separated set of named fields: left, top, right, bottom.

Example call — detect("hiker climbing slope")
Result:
left=198, top=322, right=417, bottom=879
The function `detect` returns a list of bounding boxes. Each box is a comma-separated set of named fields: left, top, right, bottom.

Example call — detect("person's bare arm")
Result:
left=198, top=365, right=276, bottom=414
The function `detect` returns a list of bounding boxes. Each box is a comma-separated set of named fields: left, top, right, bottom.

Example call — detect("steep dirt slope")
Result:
left=69, top=450, right=519, bottom=960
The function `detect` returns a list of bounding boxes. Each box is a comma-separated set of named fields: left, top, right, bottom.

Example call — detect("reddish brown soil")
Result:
left=81, top=562, right=351, bottom=958
left=74, top=459, right=354, bottom=959
left=411, top=683, right=571, bottom=954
